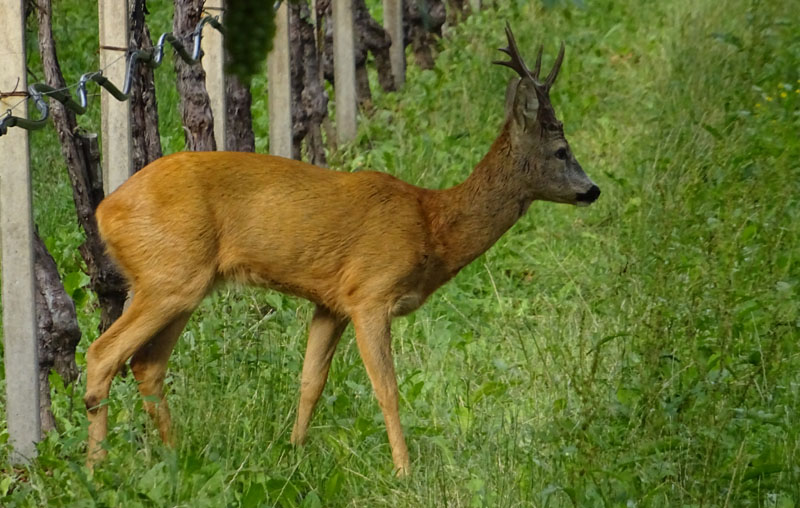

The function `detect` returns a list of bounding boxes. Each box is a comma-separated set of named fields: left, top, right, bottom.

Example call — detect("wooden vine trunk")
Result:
left=36, top=0, right=127, bottom=334
left=35, top=0, right=126, bottom=428
left=129, top=0, right=163, bottom=171
left=404, top=0, right=446, bottom=70
left=225, top=74, right=256, bottom=152
left=289, top=1, right=329, bottom=164
left=173, top=0, right=216, bottom=151
left=33, top=232, right=80, bottom=432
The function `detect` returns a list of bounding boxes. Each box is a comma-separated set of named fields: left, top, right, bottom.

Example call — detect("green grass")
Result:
left=2, top=0, right=800, bottom=505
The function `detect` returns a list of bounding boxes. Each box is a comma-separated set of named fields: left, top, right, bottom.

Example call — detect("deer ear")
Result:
left=504, top=77, right=522, bottom=119
left=511, top=78, right=540, bottom=131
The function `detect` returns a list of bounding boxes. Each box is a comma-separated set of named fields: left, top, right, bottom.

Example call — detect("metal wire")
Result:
left=0, top=15, right=224, bottom=137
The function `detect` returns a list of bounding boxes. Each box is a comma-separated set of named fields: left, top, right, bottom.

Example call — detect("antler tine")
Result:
left=492, top=23, right=535, bottom=82
left=532, top=45, right=544, bottom=80
left=544, top=40, right=566, bottom=90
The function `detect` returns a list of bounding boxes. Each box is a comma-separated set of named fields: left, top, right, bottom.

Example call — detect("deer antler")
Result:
left=532, top=45, right=544, bottom=80
left=493, top=23, right=535, bottom=83
left=493, top=23, right=565, bottom=92
left=544, top=41, right=565, bottom=89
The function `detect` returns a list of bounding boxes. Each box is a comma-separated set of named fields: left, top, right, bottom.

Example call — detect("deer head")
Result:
left=494, top=24, right=600, bottom=206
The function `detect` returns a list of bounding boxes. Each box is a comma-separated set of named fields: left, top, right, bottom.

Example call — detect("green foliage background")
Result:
left=1, top=0, right=799, bottom=506
left=223, top=0, right=276, bottom=81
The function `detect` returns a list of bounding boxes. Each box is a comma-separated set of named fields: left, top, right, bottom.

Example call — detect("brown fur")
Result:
left=84, top=41, right=599, bottom=476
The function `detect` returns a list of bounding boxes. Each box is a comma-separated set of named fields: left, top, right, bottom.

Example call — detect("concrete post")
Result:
left=98, top=0, right=132, bottom=194
left=0, top=0, right=41, bottom=464
left=202, top=0, right=226, bottom=151
left=310, top=0, right=318, bottom=45
left=267, top=1, right=292, bottom=158
left=382, top=0, right=404, bottom=89
left=333, top=0, right=357, bottom=143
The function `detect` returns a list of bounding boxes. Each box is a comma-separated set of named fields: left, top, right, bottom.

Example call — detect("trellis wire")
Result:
left=0, top=14, right=223, bottom=137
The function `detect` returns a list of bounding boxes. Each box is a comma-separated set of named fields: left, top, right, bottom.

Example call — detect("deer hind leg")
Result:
left=84, top=283, right=208, bottom=468
left=291, top=305, right=349, bottom=445
left=351, top=309, right=410, bottom=476
left=129, top=311, right=192, bottom=446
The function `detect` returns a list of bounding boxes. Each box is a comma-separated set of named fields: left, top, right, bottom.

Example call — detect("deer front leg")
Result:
left=351, top=309, right=410, bottom=476
left=291, top=306, right=349, bottom=445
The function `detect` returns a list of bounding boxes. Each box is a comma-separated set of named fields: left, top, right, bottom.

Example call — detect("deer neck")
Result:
left=426, top=129, right=532, bottom=274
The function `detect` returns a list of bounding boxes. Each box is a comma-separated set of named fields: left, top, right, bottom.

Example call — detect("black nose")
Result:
left=577, top=185, right=601, bottom=204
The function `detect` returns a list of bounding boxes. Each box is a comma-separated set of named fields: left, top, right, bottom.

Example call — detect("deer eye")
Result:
left=555, top=148, right=568, bottom=160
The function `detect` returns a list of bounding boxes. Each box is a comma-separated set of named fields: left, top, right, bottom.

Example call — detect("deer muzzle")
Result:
left=576, top=184, right=601, bottom=206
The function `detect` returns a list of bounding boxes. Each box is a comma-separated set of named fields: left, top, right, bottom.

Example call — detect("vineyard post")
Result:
left=333, top=0, right=357, bottom=143
left=202, top=0, right=227, bottom=150
left=0, top=0, right=41, bottom=464
left=382, top=0, right=404, bottom=89
left=267, top=1, right=293, bottom=157
left=98, top=0, right=133, bottom=193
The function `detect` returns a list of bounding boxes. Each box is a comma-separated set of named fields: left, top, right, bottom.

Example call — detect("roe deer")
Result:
left=84, top=25, right=600, bottom=475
